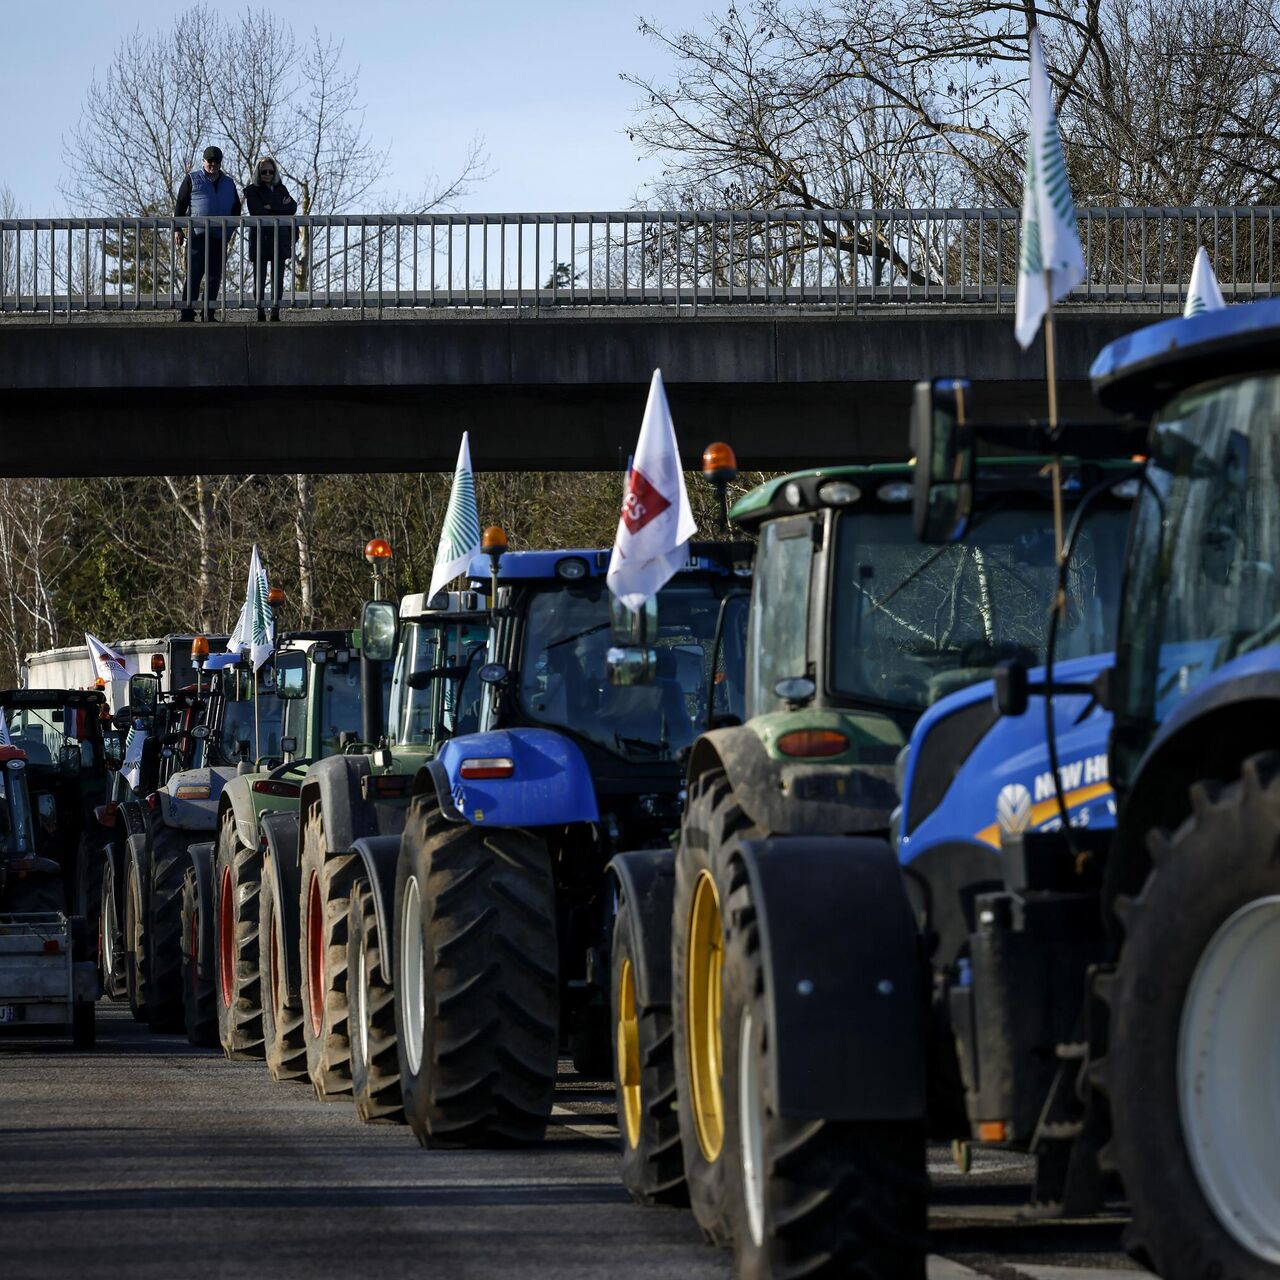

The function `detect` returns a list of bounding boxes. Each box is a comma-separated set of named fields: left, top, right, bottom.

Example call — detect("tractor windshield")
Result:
left=388, top=620, right=489, bottom=747
left=213, top=669, right=284, bottom=764
left=828, top=504, right=1128, bottom=713
left=1115, top=372, right=1280, bottom=774
left=519, top=579, right=733, bottom=762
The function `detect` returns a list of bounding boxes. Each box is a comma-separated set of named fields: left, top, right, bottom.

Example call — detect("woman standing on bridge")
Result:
left=243, top=157, right=298, bottom=322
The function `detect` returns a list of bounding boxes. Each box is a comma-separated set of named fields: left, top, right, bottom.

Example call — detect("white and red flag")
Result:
left=85, top=633, right=134, bottom=683
left=607, top=369, right=697, bottom=612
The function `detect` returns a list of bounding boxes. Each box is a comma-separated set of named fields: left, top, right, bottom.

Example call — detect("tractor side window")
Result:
left=388, top=622, right=440, bottom=745
left=747, top=518, right=813, bottom=717
left=318, top=661, right=363, bottom=755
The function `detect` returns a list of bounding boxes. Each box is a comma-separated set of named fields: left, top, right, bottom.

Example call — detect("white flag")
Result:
left=0, top=709, right=10, bottom=746
left=1184, top=246, right=1226, bottom=317
left=1014, top=27, right=1085, bottom=350
left=607, top=370, right=698, bottom=612
left=234, top=544, right=275, bottom=671
left=429, top=432, right=482, bottom=600
left=85, top=632, right=134, bottom=683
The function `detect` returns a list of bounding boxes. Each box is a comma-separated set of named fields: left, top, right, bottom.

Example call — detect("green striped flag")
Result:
left=429, top=432, right=482, bottom=599
left=1015, top=27, right=1085, bottom=349
left=1184, top=246, right=1225, bottom=316
left=230, top=544, right=274, bottom=671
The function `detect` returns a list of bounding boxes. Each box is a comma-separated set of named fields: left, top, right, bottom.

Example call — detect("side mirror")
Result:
left=128, top=672, right=161, bottom=721
left=606, top=646, right=657, bottom=686
left=112, top=708, right=133, bottom=731
left=281, top=736, right=298, bottom=756
left=275, top=651, right=308, bottom=700
left=58, top=742, right=82, bottom=777
left=478, top=662, right=509, bottom=686
left=993, top=659, right=1029, bottom=717
left=911, top=377, right=975, bottom=544
left=610, top=594, right=658, bottom=645
left=361, top=600, right=398, bottom=663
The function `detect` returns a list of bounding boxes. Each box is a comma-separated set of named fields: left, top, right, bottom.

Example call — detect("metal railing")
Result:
left=1, top=208, right=1276, bottom=320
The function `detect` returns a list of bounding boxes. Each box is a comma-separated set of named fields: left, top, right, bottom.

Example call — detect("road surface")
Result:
left=0, top=1007, right=1142, bottom=1279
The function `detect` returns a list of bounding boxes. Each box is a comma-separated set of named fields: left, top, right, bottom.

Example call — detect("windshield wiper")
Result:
left=547, top=621, right=611, bottom=651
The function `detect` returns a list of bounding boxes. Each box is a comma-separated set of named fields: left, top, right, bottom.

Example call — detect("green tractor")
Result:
left=608, top=457, right=1133, bottom=1239
left=212, top=589, right=488, bottom=1109
left=205, top=630, right=383, bottom=1067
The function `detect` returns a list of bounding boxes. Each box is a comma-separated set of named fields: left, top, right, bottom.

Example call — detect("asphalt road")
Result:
left=0, top=1006, right=1142, bottom=1280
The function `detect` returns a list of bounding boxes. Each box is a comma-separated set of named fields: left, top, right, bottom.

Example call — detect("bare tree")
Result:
left=625, top=1, right=1280, bottom=287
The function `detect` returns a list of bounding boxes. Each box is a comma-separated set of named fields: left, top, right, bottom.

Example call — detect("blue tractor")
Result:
left=351, top=543, right=749, bottom=1148
left=721, top=302, right=1280, bottom=1280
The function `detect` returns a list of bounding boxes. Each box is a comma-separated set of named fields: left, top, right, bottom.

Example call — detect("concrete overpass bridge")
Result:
left=0, top=207, right=1272, bottom=475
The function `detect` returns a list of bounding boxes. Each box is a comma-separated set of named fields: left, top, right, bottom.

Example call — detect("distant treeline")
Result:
left=0, top=468, right=766, bottom=685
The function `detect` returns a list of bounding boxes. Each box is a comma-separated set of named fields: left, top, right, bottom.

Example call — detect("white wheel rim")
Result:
left=738, top=1008, right=766, bottom=1248
left=103, top=882, right=117, bottom=975
left=400, top=875, right=425, bottom=1076
left=1178, top=894, right=1280, bottom=1263
left=355, top=938, right=369, bottom=1072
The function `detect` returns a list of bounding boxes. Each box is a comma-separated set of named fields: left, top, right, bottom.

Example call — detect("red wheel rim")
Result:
left=306, top=872, right=324, bottom=1038
left=269, top=904, right=280, bottom=1020
left=218, top=864, right=235, bottom=1009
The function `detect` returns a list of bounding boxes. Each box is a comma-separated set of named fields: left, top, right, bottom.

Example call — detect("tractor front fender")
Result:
left=218, top=775, right=259, bottom=853
left=260, top=811, right=301, bottom=997
left=349, top=835, right=403, bottom=985
left=186, top=841, right=215, bottom=982
left=736, top=834, right=926, bottom=1121
left=298, top=754, right=374, bottom=857
left=689, top=726, right=898, bottom=837
left=605, top=848, right=675, bottom=1008
left=434, top=729, right=599, bottom=828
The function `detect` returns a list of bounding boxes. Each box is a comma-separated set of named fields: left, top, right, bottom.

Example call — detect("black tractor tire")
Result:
left=72, top=999, right=96, bottom=1050
left=394, top=799, right=559, bottom=1148
left=8, top=873, right=65, bottom=913
left=259, top=857, right=307, bottom=1082
left=721, top=871, right=928, bottom=1280
left=611, top=897, right=687, bottom=1207
left=99, top=857, right=127, bottom=1001
left=145, top=819, right=192, bottom=1032
left=298, top=808, right=358, bottom=1100
left=180, top=866, right=217, bottom=1047
left=124, top=855, right=149, bottom=1021
left=671, top=768, right=762, bottom=1245
left=1101, top=753, right=1280, bottom=1280
left=213, top=812, right=264, bottom=1059
left=75, top=831, right=104, bottom=935
left=347, top=877, right=404, bottom=1124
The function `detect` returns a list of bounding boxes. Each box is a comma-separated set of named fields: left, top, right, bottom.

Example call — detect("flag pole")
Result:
left=253, top=666, right=260, bottom=765
left=1043, top=270, right=1065, bottom=568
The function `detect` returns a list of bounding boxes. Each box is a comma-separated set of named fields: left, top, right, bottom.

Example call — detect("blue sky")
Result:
left=0, top=0, right=704, bottom=213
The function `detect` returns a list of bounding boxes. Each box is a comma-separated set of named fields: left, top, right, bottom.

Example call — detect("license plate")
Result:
left=0, top=1006, right=15, bottom=1024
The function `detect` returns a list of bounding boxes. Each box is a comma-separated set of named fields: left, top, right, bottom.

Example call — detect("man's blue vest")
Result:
left=188, top=168, right=238, bottom=229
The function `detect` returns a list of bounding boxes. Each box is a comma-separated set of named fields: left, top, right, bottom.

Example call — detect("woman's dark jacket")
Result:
left=242, top=181, right=298, bottom=261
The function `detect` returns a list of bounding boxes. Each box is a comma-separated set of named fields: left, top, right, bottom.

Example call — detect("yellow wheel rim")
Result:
left=686, top=869, right=725, bottom=1162
left=618, top=957, right=642, bottom=1149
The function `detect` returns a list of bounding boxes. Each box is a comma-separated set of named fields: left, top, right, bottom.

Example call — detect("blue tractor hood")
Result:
left=435, top=727, right=600, bottom=828
left=898, top=653, right=1115, bottom=863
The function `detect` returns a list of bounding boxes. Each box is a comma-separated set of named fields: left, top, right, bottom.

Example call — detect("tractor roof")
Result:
left=1091, top=297, right=1280, bottom=417
left=465, top=548, right=736, bottom=584
left=730, top=457, right=1113, bottom=531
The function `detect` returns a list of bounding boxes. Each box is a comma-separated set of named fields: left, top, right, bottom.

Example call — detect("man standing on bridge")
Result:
left=174, top=146, right=241, bottom=321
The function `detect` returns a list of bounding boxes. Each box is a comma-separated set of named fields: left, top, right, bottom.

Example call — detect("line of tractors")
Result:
left=3, top=299, right=1278, bottom=1280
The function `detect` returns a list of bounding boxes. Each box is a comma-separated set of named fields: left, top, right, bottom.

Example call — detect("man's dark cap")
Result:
left=203, top=146, right=224, bottom=163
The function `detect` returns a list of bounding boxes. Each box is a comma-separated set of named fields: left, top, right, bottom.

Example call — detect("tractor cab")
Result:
left=0, top=689, right=111, bottom=914
left=0, top=744, right=41, bottom=907
left=452, top=546, right=748, bottom=835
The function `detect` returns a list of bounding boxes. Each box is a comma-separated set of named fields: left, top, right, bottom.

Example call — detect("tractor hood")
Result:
left=158, top=765, right=238, bottom=831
